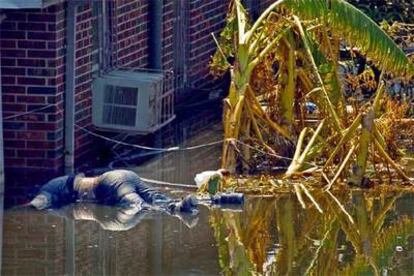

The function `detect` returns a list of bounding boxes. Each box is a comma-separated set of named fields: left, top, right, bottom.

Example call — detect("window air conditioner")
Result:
left=92, top=70, right=175, bottom=134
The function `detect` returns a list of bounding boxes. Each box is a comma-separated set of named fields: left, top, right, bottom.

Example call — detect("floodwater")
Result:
left=1, top=101, right=414, bottom=275
left=2, top=188, right=413, bottom=275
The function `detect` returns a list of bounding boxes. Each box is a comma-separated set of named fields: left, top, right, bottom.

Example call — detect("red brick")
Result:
left=4, top=104, right=26, bottom=112
left=2, top=67, right=25, bottom=76
left=4, top=12, right=27, bottom=22
left=18, top=41, right=47, bottom=49
left=0, top=31, right=26, bottom=39
left=28, top=104, right=55, bottom=113
left=18, top=22, right=47, bottom=31
left=4, top=158, right=26, bottom=167
left=26, top=141, right=55, bottom=149
left=2, top=49, right=26, bottom=58
left=0, top=22, right=16, bottom=30
left=17, top=249, right=46, bottom=259
left=4, top=140, right=26, bottom=148
left=17, top=150, right=45, bottom=158
left=17, top=59, right=46, bottom=67
left=27, top=50, right=56, bottom=58
left=4, top=149, right=16, bottom=158
left=27, top=123, right=57, bottom=131
left=17, top=77, right=45, bottom=85
left=2, top=95, right=15, bottom=103
left=16, top=131, right=46, bottom=140
left=27, top=13, right=56, bottom=22
left=1, top=58, right=16, bottom=66
left=26, top=158, right=58, bottom=168
left=3, top=122, right=25, bottom=130
left=27, top=32, right=56, bottom=40
left=3, top=131, right=16, bottom=139
left=16, top=96, right=46, bottom=104
left=2, top=85, right=25, bottom=94
left=19, top=114, right=46, bottom=122
left=0, top=40, right=17, bottom=48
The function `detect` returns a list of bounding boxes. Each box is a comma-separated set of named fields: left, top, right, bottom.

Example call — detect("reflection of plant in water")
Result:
left=210, top=212, right=255, bottom=275
left=209, top=191, right=414, bottom=275
left=337, top=192, right=414, bottom=275
left=273, top=195, right=296, bottom=275
left=341, top=217, right=414, bottom=275
left=272, top=193, right=328, bottom=275
left=209, top=198, right=276, bottom=275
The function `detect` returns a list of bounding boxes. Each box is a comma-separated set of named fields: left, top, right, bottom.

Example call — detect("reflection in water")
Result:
left=210, top=191, right=414, bottom=275
left=53, top=203, right=199, bottom=231
left=2, top=204, right=219, bottom=275
left=2, top=191, right=413, bottom=275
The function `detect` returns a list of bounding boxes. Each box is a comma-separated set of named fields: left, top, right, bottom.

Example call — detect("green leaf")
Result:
left=284, top=0, right=414, bottom=75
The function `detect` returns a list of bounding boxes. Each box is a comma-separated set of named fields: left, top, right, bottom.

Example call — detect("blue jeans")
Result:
left=94, top=170, right=173, bottom=206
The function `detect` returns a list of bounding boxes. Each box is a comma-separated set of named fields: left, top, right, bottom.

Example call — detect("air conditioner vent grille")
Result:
left=102, top=105, right=137, bottom=126
left=104, top=85, right=138, bottom=106
left=102, top=85, right=138, bottom=126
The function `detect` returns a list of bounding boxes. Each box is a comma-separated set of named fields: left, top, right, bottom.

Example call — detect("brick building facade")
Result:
left=1, top=3, right=67, bottom=170
left=0, top=0, right=271, bottom=175
left=0, top=0, right=227, bottom=176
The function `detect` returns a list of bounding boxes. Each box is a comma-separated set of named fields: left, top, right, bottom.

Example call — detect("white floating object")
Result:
left=194, top=170, right=223, bottom=188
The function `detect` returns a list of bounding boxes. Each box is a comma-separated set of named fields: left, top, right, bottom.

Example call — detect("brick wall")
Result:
left=161, top=0, right=174, bottom=71
left=112, top=0, right=149, bottom=68
left=73, top=4, right=94, bottom=165
left=186, top=0, right=230, bottom=89
left=1, top=4, right=66, bottom=172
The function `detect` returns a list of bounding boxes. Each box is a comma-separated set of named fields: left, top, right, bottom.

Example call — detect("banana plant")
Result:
left=214, top=1, right=294, bottom=172
left=211, top=0, right=413, bottom=185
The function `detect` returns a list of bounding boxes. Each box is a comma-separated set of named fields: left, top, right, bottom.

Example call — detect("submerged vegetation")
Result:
left=210, top=0, right=414, bottom=191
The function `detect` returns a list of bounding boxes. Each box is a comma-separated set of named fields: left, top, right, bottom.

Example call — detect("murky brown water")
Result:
left=1, top=190, right=413, bottom=275
left=2, top=111, right=413, bottom=275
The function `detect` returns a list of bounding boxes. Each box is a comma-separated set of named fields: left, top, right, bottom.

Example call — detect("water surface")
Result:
left=2, top=190, right=413, bottom=275
left=2, top=105, right=413, bottom=275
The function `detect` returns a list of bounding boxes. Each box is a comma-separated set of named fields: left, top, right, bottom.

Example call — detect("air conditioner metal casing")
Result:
left=92, top=70, right=175, bottom=134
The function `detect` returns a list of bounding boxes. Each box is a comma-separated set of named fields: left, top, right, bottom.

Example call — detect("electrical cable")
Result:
left=140, top=177, right=197, bottom=190
left=75, top=123, right=307, bottom=164
left=75, top=124, right=297, bottom=161
left=3, top=104, right=56, bottom=120
left=75, top=124, right=225, bottom=152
